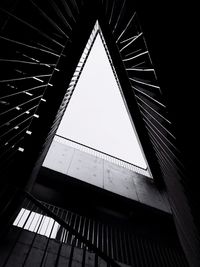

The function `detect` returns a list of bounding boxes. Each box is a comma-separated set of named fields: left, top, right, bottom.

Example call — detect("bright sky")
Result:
left=57, top=33, right=147, bottom=168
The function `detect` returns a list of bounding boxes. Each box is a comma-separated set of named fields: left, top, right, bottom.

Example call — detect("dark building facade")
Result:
left=0, top=1, right=199, bottom=266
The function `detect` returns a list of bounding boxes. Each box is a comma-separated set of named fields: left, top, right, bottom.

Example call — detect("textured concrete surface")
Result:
left=0, top=228, right=110, bottom=267
left=43, top=140, right=171, bottom=213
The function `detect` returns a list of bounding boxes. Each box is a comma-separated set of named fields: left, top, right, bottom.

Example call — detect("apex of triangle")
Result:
left=56, top=23, right=148, bottom=170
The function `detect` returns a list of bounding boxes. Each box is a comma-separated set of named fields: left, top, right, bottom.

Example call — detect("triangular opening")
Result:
left=56, top=23, right=149, bottom=171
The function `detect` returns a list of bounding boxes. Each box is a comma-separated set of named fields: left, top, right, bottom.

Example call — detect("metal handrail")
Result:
left=56, top=134, right=147, bottom=171
left=55, top=134, right=150, bottom=177
left=22, top=190, right=121, bottom=267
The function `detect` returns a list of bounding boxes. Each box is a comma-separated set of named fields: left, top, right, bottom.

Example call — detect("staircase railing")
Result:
left=0, top=187, right=189, bottom=267
left=24, top=190, right=121, bottom=267
left=1, top=188, right=121, bottom=267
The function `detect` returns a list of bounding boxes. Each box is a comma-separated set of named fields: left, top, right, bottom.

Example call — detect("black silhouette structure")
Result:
left=0, top=1, right=199, bottom=266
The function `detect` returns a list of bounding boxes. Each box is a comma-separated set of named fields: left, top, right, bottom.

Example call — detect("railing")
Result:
left=55, top=135, right=151, bottom=177
left=13, top=197, right=133, bottom=265
left=1, top=189, right=120, bottom=267
left=0, top=188, right=189, bottom=267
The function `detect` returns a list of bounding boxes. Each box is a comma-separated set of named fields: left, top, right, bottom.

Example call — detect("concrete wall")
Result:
left=43, top=140, right=171, bottom=213
left=0, top=226, right=188, bottom=267
left=0, top=228, right=108, bottom=267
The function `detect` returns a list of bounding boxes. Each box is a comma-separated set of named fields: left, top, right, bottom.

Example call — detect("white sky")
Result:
left=57, top=33, right=147, bottom=169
